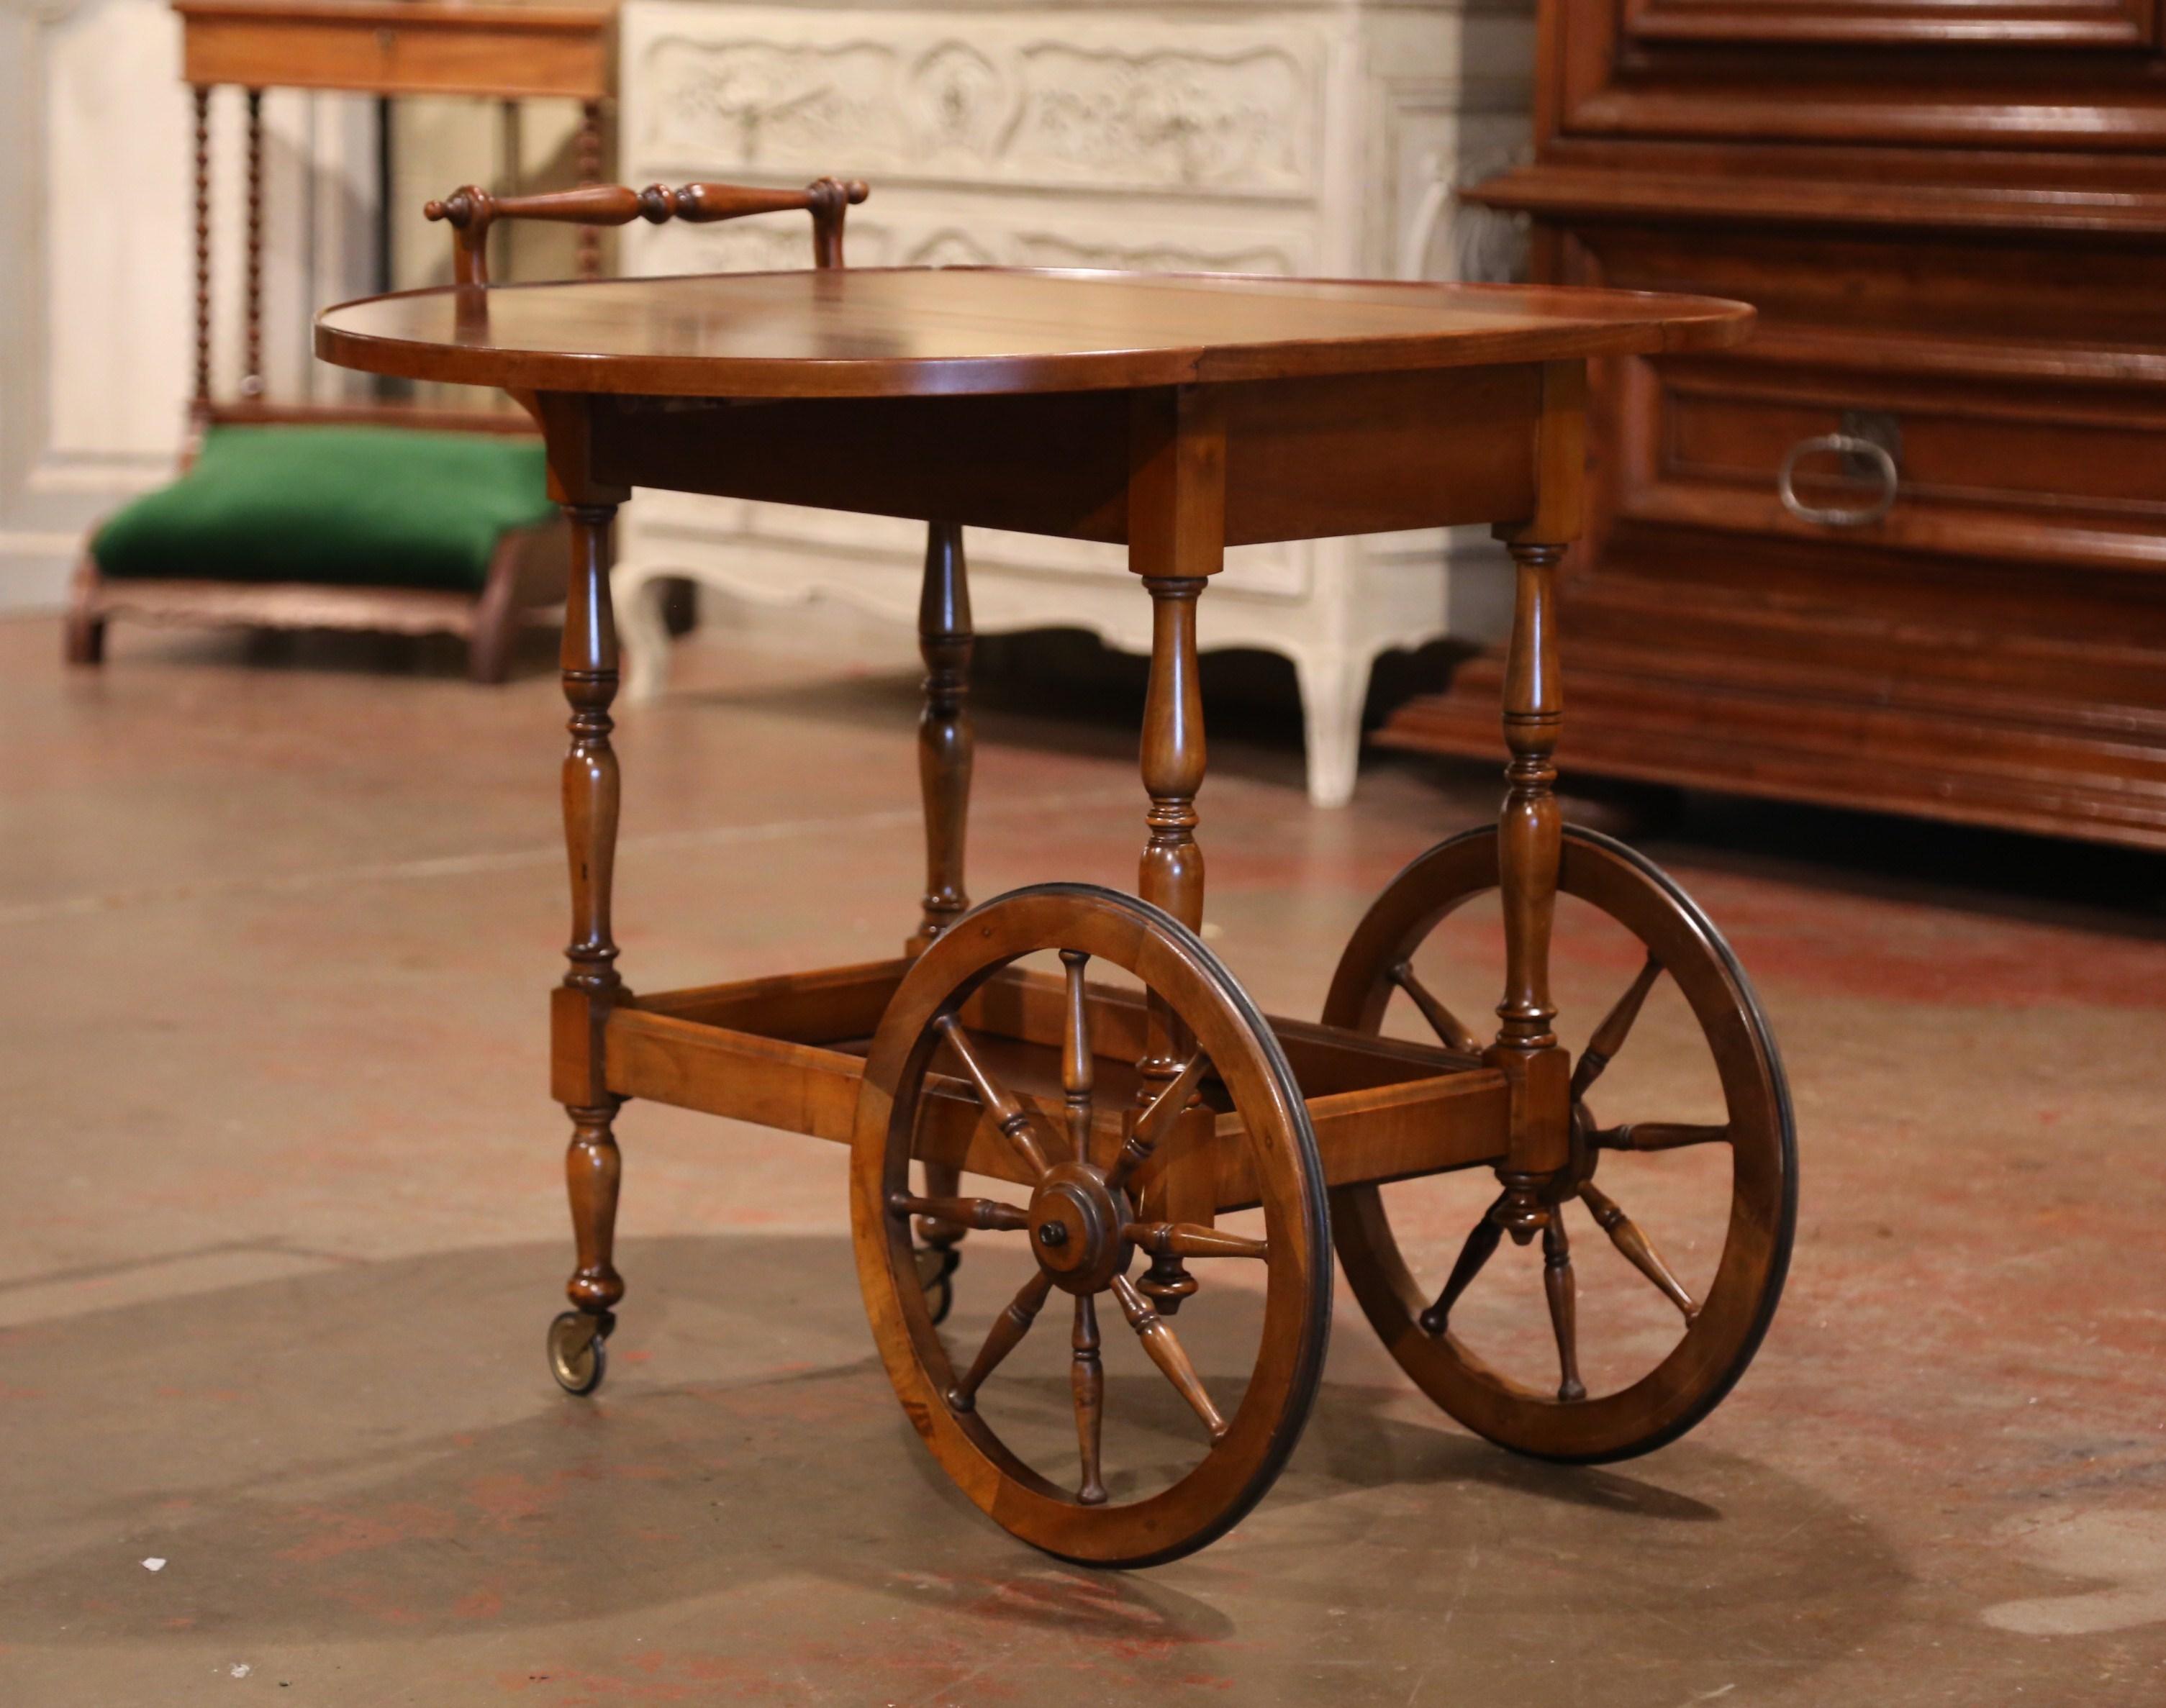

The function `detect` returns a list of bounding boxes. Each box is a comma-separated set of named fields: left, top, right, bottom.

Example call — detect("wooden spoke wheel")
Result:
left=1324, top=826, right=1795, bottom=1463
left=852, top=883, right=1332, bottom=1567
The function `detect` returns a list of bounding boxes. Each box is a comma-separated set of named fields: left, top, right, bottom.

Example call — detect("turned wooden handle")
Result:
left=663, top=177, right=868, bottom=268
left=666, top=177, right=869, bottom=223
left=425, top=177, right=870, bottom=286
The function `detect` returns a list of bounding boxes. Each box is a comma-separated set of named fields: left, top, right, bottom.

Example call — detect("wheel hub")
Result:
left=1028, top=1162, right=1132, bottom=1295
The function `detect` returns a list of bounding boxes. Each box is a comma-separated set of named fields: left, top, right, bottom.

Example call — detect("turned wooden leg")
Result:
left=565, top=1102, right=623, bottom=1317
left=467, top=531, right=527, bottom=684
left=1496, top=542, right=1563, bottom=1055
left=561, top=500, right=625, bottom=1318
left=1137, top=575, right=1207, bottom=937
left=908, top=522, right=973, bottom=953
left=190, top=86, right=212, bottom=419
left=63, top=557, right=107, bottom=666
left=1124, top=389, right=1228, bottom=1314
left=1491, top=539, right=1569, bottom=1244
left=1542, top=1213, right=1585, bottom=1402
left=1071, top=1293, right=1107, bottom=1505
left=576, top=101, right=604, bottom=280
left=574, top=102, right=604, bottom=278
left=1134, top=577, right=1212, bottom=1309
left=1481, top=363, right=1603, bottom=1238
left=241, top=88, right=265, bottom=401
left=912, top=1155, right=965, bottom=1319
left=1486, top=362, right=1586, bottom=1248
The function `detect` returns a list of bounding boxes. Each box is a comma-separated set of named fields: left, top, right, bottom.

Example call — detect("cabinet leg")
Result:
left=468, top=532, right=524, bottom=684
left=1294, top=650, right=1372, bottom=809
left=615, top=565, right=674, bottom=703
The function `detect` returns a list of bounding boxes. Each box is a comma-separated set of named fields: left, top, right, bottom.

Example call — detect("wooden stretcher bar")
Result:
left=581, top=959, right=1513, bottom=1214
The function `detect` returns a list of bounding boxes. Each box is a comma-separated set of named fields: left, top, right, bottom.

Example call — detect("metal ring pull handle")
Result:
left=1777, top=432, right=1898, bottom=528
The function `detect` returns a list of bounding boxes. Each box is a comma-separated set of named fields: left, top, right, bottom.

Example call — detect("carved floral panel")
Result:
left=611, top=0, right=1504, bottom=804
left=633, top=10, right=1322, bottom=199
left=639, top=219, right=1300, bottom=279
left=1002, top=45, right=1306, bottom=191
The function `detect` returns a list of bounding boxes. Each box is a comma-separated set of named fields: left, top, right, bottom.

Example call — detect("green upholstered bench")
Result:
left=69, top=420, right=565, bottom=682
left=97, top=423, right=556, bottom=591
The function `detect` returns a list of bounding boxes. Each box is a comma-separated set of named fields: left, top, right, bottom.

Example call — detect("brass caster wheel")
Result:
left=548, top=1309, right=611, bottom=1396
left=852, top=883, right=1331, bottom=1568
left=1326, top=825, right=1796, bottom=1464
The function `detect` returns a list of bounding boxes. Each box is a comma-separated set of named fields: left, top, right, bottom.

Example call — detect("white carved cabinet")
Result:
left=613, top=0, right=1531, bottom=804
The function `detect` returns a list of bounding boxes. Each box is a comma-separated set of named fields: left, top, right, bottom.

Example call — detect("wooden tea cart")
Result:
left=315, top=178, right=1795, bottom=1568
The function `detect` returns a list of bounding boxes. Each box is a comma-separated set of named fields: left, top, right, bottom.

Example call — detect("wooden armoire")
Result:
left=1378, top=0, right=2166, bottom=849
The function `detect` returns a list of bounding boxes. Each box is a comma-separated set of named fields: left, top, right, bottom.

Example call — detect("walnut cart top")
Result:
left=314, top=267, right=1754, bottom=398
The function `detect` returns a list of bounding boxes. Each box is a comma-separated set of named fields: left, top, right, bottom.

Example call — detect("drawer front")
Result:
left=1621, top=0, right=2157, bottom=49
left=1556, top=0, right=2166, bottom=148
left=182, top=16, right=613, bottom=100
left=1571, top=224, right=2166, bottom=575
left=1631, top=354, right=2166, bottom=573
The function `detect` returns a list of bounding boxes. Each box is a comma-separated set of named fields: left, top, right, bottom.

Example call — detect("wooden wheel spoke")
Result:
left=947, top=1270, right=1055, bottom=1412
left=1594, top=1122, right=1730, bottom=1152
left=1390, top=960, right=1483, bottom=1055
left=1418, top=1191, right=1507, bottom=1336
left=934, top=1012, right=1055, bottom=1180
left=1542, top=1217, right=1586, bottom=1403
left=1059, top=949, right=1095, bottom=1162
left=1125, top=1221, right=1267, bottom=1261
left=1109, top=1274, right=1228, bottom=1442
left=1071, top=1294, right=1107, bottom=1505
left=1104, top=1050, right=1209, bottom=1196
left=1571, top=953, right=1664, bottom=1099
left=887, top=1192, right=1030, bottom=1233
left=1580, top=1182, right=1699, bottom=1322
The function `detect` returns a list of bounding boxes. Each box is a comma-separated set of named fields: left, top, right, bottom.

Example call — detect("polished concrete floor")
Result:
left=5, top=609, right=2164, bottom=1706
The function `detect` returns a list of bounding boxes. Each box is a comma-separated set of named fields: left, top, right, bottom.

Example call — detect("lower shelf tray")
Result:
left=584, top=956, right=1510, bottom=1214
